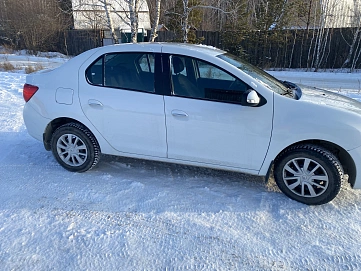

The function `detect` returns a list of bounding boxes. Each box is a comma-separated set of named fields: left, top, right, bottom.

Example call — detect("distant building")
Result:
left=71, top=0, right=151, bottom=31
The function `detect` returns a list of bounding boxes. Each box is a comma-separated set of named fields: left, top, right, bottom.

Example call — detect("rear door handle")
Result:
left=88, top=99, right=103, bottom=107
left=171, top=110, right=188, bottom=117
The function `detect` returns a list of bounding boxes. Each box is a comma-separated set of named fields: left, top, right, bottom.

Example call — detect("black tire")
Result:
left=50, top=123, right=100, bottom=172
left=274, top=144, right=343, bottom=205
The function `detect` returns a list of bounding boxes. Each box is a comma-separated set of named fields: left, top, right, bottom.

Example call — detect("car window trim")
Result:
left=156, top=53, right=172, bottom=96
left=85, top=51, right=162, bottom=94
left=160, top=53, right=268, bottom=106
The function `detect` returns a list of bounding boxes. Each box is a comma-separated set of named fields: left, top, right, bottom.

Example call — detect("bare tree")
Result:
left=176, top=0, right=239, bottom=42
left=342, top=0, right=361, bottom=72
left=102, top=0, right=143, bottom=42
left=310, top=0, right=341, bottom=71
left=0, top=0, right=71, bottom=52
left=103, top=0, right=119, bottom=43
left=128, top=0, right=139, bottom=42
left=149, top=0, right=161, bottom=41
left=72, top=0, right=149, bottom=43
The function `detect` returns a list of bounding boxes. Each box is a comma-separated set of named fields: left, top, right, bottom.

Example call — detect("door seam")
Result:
left=163, top=95, right=169, bottom=158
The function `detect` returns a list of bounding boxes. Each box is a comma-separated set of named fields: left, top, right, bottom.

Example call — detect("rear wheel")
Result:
left=274, top=144, right=343, bottom=205
left=51, top=123, right=100, bottom=172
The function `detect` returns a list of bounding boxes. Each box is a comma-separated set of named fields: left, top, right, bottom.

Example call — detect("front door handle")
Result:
left=171, top=110, right=188, bottom=117
left=88, top=99, right=103, bottom=107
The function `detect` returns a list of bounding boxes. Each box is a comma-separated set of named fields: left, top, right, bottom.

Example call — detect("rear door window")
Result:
left=86, top=57, right=103, bottom=86
left=86, top=52, right=156, bottom=93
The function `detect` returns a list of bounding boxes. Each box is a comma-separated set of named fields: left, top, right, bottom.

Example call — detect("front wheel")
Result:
left=51, top=123, right=100, bottom=172
left=274, top=144, right=343, bottom=205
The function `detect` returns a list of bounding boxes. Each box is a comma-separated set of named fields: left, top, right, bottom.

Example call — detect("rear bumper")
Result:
left=23, top=103, right=50, bottom=142
left=348, top=145, right=361, bottom=189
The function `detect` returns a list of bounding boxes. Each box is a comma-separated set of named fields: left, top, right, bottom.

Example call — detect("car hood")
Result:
left=299, top=84, right=361, bottom=115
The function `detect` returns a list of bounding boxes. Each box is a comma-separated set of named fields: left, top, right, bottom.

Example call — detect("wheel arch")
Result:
left=273, top=139, right=356, bottom=187
left=43, top=117, right=101, bottom=153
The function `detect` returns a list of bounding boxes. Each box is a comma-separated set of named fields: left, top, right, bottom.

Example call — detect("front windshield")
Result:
left=217, top=53, right=289, bottom=95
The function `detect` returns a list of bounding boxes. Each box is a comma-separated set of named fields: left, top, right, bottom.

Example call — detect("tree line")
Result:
left=0, top=0, right=360, bottom=71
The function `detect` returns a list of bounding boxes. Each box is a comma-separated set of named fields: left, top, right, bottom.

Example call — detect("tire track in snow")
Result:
left=325, top=254, right=361, bottom=270
left=1, top=191, right=361, bottom=270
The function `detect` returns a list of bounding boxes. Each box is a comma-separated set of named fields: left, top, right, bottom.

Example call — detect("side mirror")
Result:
left=245, top=90, right=260, bottom=106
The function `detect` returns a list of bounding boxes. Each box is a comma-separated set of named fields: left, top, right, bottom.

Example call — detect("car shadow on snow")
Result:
left=81, top=154, right=361, bottom=213
left=89, top=154, right=299, bottom=211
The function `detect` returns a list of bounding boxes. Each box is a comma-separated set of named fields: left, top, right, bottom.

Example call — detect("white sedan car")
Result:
left=23, top=43, right=361, bottom=205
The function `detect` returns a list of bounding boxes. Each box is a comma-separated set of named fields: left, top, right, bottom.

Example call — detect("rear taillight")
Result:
left=23, top=84, right=39, bottom=102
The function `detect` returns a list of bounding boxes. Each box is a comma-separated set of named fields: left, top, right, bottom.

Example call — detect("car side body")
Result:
left=23, top=43, right=361, bottom=204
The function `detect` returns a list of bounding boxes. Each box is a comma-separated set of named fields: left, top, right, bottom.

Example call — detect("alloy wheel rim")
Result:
left=282, top=157, right=329, bottom=198
left=56, top=133, right=88, bottom=167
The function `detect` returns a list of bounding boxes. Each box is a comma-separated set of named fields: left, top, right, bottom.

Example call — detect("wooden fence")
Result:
left=59, top=30, right=103, bottom=56
left=154, top=28, right=361, bottom=70
left=1, top=28, right=360, bottom=70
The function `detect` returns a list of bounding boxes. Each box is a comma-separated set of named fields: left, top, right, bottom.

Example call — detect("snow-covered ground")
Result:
left=1, top=51, right=361, bottom=270
left=0, top=48, right=67, bottom=71
left=269, top=70, right=361, bottom=102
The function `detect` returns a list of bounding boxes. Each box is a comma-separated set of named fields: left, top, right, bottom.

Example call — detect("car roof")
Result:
left=97, top=42, right=225, bottom=56
left=62, top=42, right=227, bottom=72
left=159, top=42, right=225, bottom=56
